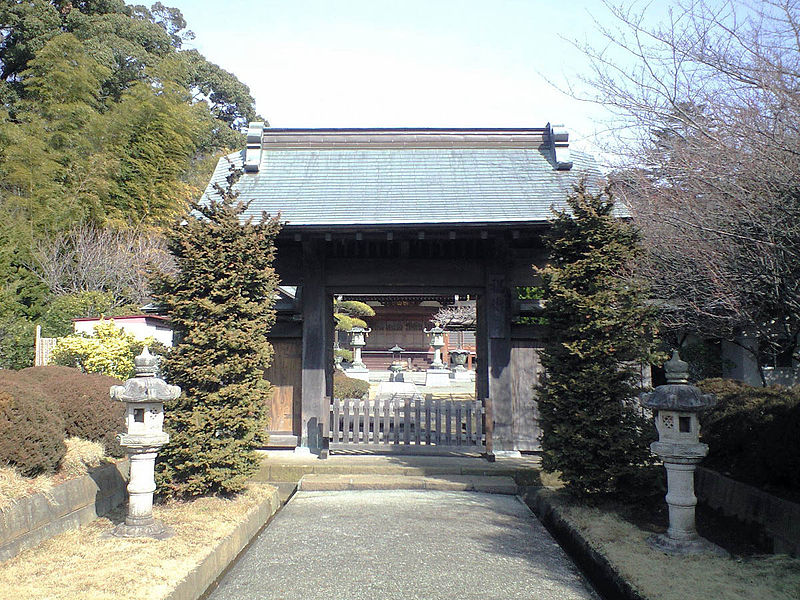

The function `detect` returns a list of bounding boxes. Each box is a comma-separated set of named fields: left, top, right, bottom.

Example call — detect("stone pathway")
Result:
left=206, top=490, right=598, bottom=600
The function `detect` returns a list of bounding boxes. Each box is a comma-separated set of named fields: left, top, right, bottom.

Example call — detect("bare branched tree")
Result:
left=27, top=225, right=176, bottom=307
left=574, top=0, right=800, bottom=372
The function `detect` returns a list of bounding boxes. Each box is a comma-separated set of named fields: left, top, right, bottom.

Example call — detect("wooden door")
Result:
left=264, top=338, right=302, bottom=434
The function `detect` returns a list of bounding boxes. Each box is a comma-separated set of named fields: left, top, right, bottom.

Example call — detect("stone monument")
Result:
left=388, top=344, right=406, bottom=382
left=424, top=323, right=451, bottom=386
left=110, top=347, right=180, bottom=539
left=346, top=326, right=370, bottom=382
left=640, top=350, right=725, bottom=555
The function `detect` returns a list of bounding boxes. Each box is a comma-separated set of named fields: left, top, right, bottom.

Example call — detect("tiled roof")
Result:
left=202, top=128, right=604, bottom=228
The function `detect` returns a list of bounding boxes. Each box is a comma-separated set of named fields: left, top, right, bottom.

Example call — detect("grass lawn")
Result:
left=540, top=488, right=800, bottom=600
left=0, top=483, right=275, bottom=600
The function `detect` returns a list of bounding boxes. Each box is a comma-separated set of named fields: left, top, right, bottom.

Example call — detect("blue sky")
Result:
left=177, top=0, right=669, bottom=156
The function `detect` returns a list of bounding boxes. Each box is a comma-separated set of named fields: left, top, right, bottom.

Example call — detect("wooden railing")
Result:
left=327, top=395, right=489, bottom=455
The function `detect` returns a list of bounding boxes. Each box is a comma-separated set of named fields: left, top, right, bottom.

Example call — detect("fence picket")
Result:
left=466, top=403, right=473, bottom=445
left=455, top=403, right=463, bottom=446
left=424, top=395, right=432, bottom=445
left=404, top=397, right=411, bottom=445
left=384, top=397, right=391, bottom=444
left=445, top=402, right=452, bottom=446
left=414, top=398, right=421, bottom=445
left=393, top=398, right=400, bottom=445
left=326, top=396, right=487, bottom=453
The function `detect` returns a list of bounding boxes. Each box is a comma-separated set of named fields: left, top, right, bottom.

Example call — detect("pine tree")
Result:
left=537, top=183, right=658, bottom=497
left=153, top=165, right=280, bottom=498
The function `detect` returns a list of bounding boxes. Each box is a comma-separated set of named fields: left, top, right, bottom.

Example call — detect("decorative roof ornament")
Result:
left=640, top=350, right=714, bottom=412
left=664, top=350, right=690, bottom=384
left=134, top=346, right=159, bottom=377
left=547, top=123, right=572, bottom=170
left=244, top=121, right=264, bottom=172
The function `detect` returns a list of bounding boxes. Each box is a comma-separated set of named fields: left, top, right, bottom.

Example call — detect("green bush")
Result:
left=0, top=317, right=36, bottom=370
left=0, top=371, right=66, bottom=476
left=536, top=184, right=659, bottom=498
left=18, top=366, right=125, bottom=457
left=51, top=319, right=138, bottom=379
left=152, top=171, right=280, bottom=499
left=699, top=378, right=800, bottom=493
left=333, top=371, right=369, bottom=399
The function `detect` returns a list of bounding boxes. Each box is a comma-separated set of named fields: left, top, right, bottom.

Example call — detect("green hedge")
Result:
left=333, top=371, right=369, bottom=399
left=18, top=366, right=125, bottom=457
left=0, top=372, right=66, bottom=476
left=699, top=378, right=800, bottom=494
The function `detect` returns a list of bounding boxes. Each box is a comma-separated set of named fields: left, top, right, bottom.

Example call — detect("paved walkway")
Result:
left=206, top=490, right=598, bottom=600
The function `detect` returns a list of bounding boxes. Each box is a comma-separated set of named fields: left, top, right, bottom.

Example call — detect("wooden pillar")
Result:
left=300, top=240, right=328, bottom=452
left=475, top=295, right=489, bottom=402
left=484, top=265, right=514, bottom=452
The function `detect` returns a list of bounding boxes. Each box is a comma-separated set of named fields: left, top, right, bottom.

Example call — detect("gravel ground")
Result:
left=206, top=490, right=599, bottom=600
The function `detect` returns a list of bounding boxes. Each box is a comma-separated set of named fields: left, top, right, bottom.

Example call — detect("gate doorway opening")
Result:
left=329, top=292, right=484, bottom=455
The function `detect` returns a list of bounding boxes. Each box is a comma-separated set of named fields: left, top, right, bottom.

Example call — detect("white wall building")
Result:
left=73, top=315, right=174, bottom=347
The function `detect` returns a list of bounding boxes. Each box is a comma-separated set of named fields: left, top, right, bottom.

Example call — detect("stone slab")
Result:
left=253, top=452, right=543, bottom=485
left=425, top=369, right=452, bottom=387
left=297, top=474, right=518, bottom=494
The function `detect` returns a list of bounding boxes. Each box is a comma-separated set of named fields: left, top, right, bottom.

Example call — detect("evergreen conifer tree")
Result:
left=537, top=183, right=658, bottom=497
left=153, top=166, right=280, bottom=498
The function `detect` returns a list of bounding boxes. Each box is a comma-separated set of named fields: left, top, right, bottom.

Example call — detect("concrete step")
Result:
left=255, top=456, right=542, bottom=485
left=297, top=474, right=518, bottom=494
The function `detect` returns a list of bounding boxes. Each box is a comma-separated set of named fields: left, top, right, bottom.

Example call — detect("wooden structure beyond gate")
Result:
left=327, top=396, right=491, bottom=455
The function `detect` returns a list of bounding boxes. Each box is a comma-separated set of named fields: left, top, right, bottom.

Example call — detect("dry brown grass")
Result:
left=0, top=467, right=54, bottom=511
left=59, top=437, right=106, bottom=478
left=545, top=490, right=800, bottom=600
left=0, top=483, right=275, bottom=600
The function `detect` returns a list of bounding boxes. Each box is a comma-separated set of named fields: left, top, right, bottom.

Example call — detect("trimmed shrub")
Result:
left=699, top=378, right=800, bottom=493
left=0, top=371, right=66, bottom=476
left=17, top=366, right=125, bottom=457
left=152, top=169, right=280, bottom=499
left=536, top=183, right=659, bottom=498
left=333, top=371, right=369, bottom=399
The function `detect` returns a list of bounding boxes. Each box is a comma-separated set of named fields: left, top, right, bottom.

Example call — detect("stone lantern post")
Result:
left=424, top=324, right=451, bottom=386
left=640, top=350, right=723, bottom=555
left=347, top=326, right=370, bottom=382
left=110, top=347, right=180, bottom=539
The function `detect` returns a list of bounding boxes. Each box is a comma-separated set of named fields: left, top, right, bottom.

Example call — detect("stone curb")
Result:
left=165, top=485, right=284, bottom=600
left=0, top=460, right=128, bottom=563
left=297, top=474, right=518, bottom=494
left=519, top=487, right=647, bottom=600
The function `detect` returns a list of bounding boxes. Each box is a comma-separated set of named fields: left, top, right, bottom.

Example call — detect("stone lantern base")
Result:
left=647, top=533, right=727, bottom=556
left=425, top=369, right=451, bottom=387
left=345, top=366, right=369, bottom=382
left=110, top=518, right=173, bottom=540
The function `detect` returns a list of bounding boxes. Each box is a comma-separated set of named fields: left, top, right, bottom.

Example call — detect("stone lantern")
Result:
left=110, top=347, right=180, bottom=539
left=388, top=344, right=406, bottom=382
left=347, top=326, right=371, bottom=382
left=424, top=323, right=451, bottom=386
left=640, top=350, right=723, bottom=555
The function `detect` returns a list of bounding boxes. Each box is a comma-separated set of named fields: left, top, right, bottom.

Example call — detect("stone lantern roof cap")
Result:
left=388, top=344, right=404, bottom=352
left=111, top=348, right=181, bottom=403
left=640, top=351, right=715, bottom=412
